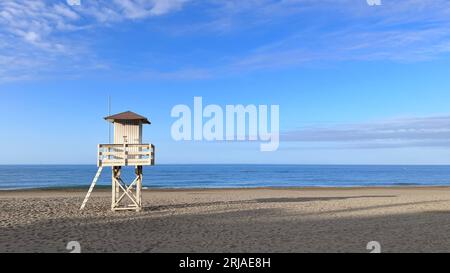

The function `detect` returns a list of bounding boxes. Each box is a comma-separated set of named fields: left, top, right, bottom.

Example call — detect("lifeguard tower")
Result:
left=80, top=111, right=155, bottom=212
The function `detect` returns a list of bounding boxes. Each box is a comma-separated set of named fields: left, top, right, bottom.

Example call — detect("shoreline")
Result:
left=1, top=185, right=450, bottom=193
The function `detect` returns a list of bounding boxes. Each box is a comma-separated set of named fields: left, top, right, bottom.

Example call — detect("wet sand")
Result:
left=1, top=187, right=450, bottom=253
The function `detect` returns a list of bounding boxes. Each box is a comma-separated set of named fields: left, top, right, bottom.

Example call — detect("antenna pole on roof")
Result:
left=108, top=95, right=112, bottom=143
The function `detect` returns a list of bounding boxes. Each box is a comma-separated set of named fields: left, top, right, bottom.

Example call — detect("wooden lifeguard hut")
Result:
left=80, top=111, right=155, bottom=212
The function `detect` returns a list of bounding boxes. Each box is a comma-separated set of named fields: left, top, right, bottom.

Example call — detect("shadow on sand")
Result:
left=143, top=195, right=398, bottom=211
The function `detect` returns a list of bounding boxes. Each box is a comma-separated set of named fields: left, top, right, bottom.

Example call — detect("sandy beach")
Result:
left=2, top=187, right=450, bottom=253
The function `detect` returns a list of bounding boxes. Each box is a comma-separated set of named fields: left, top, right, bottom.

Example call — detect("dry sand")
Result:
left=1, top=187, right=450, bottom=253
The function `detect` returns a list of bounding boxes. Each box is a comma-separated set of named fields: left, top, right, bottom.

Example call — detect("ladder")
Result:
left=80, top=166, right=103, bottom=210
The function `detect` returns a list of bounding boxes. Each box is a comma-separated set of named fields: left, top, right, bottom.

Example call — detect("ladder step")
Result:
left=80, top=166, right=103, bottom=210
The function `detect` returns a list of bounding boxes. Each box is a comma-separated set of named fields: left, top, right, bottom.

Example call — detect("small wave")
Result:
left=391, top=183, right=422, bottom=186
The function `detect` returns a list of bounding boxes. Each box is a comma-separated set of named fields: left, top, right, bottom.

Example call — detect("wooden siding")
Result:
left=113, top=121, right=142, bottom=144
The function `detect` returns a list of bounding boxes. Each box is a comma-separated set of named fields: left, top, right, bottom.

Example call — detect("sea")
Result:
left=1, top=165, right=450, bottom=190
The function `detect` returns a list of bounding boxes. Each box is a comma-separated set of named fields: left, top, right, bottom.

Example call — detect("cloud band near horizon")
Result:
left=281, top=116, right=450, bottom=149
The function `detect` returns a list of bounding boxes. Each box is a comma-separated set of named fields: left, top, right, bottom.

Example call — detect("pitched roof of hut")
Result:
left=104, top=111, right=151, bottom=124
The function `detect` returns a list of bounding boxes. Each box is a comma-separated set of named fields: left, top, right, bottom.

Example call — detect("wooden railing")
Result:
left=98, top=144, right=155, bottom=167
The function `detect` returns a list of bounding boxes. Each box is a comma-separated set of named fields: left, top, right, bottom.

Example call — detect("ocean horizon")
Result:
left=1, top=164, right=450, bottom=190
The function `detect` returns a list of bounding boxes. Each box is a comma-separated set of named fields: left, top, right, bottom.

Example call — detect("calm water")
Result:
left=1, top=165, right=450, bottom=190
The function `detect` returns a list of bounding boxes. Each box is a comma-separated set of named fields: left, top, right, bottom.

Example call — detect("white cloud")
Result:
left=53, top=3, right=80, bottom=20
left=112, top=0, right=187, bottom=18
left=229, top=27, right=450, bottom=72
left=0, top=0, right=191, bottom=82
left=23, top=31, right=40, bottom=43
left=150, top=0, right=187, bottom=15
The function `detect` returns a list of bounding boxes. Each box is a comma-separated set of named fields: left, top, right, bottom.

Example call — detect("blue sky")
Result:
left=1, top=0, right=450, bottom=164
